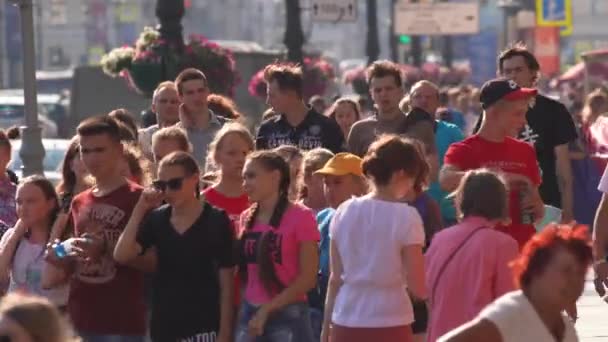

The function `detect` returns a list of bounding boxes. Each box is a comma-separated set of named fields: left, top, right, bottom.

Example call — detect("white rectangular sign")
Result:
left=394, top=2, right=480, bottom=35
left=312, top=0, right=358, bottom=22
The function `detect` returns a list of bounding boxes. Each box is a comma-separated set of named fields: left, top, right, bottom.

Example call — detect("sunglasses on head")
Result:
left=152, top=177, right=185, bottom=192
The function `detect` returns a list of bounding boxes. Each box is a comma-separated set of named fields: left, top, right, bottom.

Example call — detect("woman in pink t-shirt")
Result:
left=425, top=169, right=518, bottom=342
left=235, top=150, right=320, bottom=342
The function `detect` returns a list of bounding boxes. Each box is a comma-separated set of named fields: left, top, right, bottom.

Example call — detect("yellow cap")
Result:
left=314, top=153, right=364, bottom=177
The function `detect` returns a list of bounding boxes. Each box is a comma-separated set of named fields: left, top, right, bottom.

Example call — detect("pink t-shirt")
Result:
left=425, top=216, right=519, bottom=342
left=240, top=204, right=320, bottom=304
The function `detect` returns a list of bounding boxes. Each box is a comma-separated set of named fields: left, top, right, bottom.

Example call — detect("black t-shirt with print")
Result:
left=517, top=94, right=577, bottom=208
left=255, top=108, right=345, bottom=153
left=137, top=202, right=236, bottom=341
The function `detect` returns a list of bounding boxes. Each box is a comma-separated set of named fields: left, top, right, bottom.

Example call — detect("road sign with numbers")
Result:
left=312, top=0, right=357, bottom=22
left=394, top=2, right=479, bottom=35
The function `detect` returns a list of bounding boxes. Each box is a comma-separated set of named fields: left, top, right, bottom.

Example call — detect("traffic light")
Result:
left=399, top=35, right=412, bottom=44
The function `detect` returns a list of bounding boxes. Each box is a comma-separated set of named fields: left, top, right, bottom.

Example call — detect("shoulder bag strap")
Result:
left=430, top=226, right=489, bottom=306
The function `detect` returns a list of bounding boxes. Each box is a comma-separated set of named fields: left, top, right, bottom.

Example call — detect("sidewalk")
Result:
left=577, top=275, right=608, bottom=341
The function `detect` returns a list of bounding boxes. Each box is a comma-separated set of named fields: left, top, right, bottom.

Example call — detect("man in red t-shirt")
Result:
left=439, top=78, right=545, bottom=248
left=43, top=116, right=155, bottom=340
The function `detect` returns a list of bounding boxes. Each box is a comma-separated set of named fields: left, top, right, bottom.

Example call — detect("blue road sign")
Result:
left=542, top=0, right=565, bottom=22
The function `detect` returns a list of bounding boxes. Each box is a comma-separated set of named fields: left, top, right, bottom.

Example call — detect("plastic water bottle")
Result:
left=53, top=239, right=76, bottom=259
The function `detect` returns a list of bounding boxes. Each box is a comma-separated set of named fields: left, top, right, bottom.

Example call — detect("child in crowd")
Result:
left=275, top=145, right=304, bottom=202
left=299, top=148, right=334, bottom=213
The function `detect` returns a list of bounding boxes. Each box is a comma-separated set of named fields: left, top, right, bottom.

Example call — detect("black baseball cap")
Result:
left=480, top=78, right=537, bottom=110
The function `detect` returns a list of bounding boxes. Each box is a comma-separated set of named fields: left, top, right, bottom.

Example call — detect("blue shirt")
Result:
left=427, top=120, right=464, bottom=222
left=441, top=109, right=466, bottom=132
left=316, top=208, right=335, bottom=277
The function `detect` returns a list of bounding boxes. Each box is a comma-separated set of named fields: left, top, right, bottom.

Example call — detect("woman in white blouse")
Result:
left=440, top=224, right=591, bottom=342
left=321, top=135, right=428, bottom=342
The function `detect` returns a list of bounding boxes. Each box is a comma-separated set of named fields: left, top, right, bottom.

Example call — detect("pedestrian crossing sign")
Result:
left=536, top=0, right=572, bottom=27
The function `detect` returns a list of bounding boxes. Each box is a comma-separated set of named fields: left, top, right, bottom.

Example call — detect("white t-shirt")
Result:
left=439, top=290, right=578, bottom=342
left=329, top=195, right=425, bottom=328
left=599, top=166, right=608, bottom=193
left=3, top=230, right=69, bottom=306
left=138, top=124, right=160, bottom=158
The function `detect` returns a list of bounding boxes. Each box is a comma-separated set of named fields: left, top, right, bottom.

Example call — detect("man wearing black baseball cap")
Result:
left=439, top=78, right=545, bottom=249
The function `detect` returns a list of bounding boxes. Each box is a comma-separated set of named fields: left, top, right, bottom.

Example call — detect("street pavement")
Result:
left=577, top=273, right=608, bottom=341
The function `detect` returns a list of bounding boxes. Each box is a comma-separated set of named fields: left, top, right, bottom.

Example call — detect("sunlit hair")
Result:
left=410, top=80, right=440, bottom=98
left=274, top=145, right=304, bottom=200
left=0, top=293, right=74, bottom=342
left=263, top=63, right=304, bottom=98
left=77, top=115, right=121, bottom=142
left=362, top=135, right=430, bottom=193
left=510, top=224, right=592, bottom=289
left=240, top=150, right=291, bottom=295
left=498, top=42, right=540, bottom=82
left=207, top=93, right=242, bottom=120
left=18, top=175, right=59, bottom=228
left=57, top=136, right=83, bottom=196
left=152, top=81, right=177, bottom=103
left=152, top=126, right=192, bottom=154
left=122, top=142, right=153, bottom=187
left=365, top=60, right=403, bottom=87
left=299, top=148, right=334, bottom=200
left=206, top=122, right=254, bottom=171
left=325, top=97, right=361, bottom=122
left=452, top=169, right=508, bottom=221
left=581, top=88, right=608, bottom=122
left=108, top=108, right=139, bottom=141
left=175, top=68, right=208, bottom=95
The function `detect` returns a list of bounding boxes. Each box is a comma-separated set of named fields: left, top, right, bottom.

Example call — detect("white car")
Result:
left=0, top=93, right=59, bottom=138
left=9, top=139, right=70, bottom=184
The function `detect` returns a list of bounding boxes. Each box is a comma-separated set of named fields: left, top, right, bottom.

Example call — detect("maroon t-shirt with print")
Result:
left=68, top=181, right=146, bottom=335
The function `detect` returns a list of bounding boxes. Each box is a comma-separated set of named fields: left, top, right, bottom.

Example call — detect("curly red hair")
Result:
left=510, top=224, right=592, bottom=289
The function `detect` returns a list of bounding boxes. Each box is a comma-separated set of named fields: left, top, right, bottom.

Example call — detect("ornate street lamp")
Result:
left=284, top=0, right=304, bottom=64
left=366, top=0, right=380, bottom=65
left=155, top=0, right=185, bottom=50
left=10, top=0, right=44, bottom=176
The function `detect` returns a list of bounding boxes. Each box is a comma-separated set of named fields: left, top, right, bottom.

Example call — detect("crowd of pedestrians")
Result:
left=0, top=43, right=605, bottom=342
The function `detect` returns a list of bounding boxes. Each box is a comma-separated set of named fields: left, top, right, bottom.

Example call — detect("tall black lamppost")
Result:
left=155, top=0, right=185, bottom=80
left=366, top=0, right=380, bottom=65
left=156, top=0, right=185, bottom=49
left=11, top=0, right=44, bottom=176
left=284, top=0, right=304, bottom=64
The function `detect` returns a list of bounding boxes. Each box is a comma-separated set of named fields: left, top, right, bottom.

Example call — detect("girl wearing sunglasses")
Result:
left=114, top=151, right=236, bottom=342
left=235, top=150, right=319, bottom=342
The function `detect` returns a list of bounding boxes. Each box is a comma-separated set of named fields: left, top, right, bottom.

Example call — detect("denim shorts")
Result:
left=235, top=301, right=315, bottom=342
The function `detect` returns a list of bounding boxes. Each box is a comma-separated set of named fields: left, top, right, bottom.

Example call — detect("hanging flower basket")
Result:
left=127, top=62, right=164, bottom=95
left=101, top=27, right=239, bottom=97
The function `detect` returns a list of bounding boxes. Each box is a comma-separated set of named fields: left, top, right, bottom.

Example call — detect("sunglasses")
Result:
left=0, top=335, right=12, bottom=342
left=152, top=177, right=185, bottom=192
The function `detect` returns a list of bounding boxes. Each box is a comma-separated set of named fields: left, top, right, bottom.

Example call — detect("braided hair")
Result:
left=240, top=150, right=291, bottom=295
